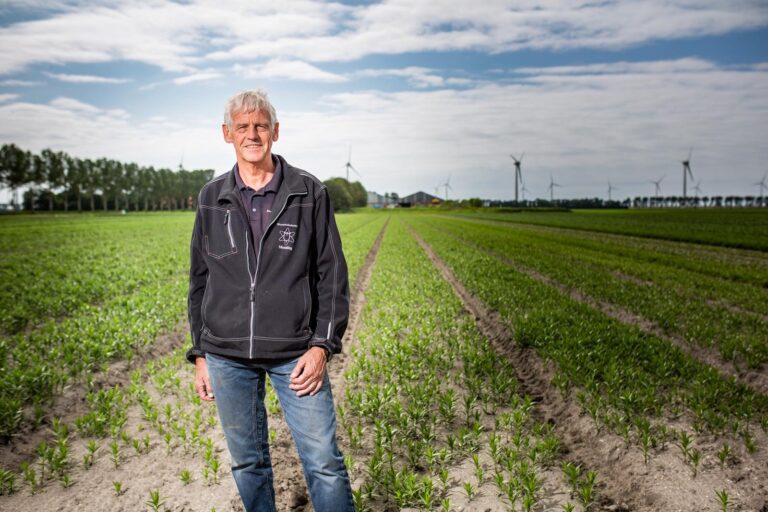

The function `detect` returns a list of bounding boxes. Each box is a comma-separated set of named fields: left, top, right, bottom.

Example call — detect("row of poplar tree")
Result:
left=0, top=143, right=215, bottom=212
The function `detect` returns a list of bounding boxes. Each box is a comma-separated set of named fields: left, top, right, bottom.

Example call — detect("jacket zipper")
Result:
left=247, top=192, right=302, bottom=358
left=224, top=209, right=235, bottom=249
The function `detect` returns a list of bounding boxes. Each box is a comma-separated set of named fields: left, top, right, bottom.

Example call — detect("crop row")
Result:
left=341, top=219, right=589, bottom=511
left=0, top=211, right=386, bottom=506
left=407, top=217, right=768, bottom=457
left=428, top=215, right=768, bottom=367
left=447, top=214, right=768, bottom=288
left=454, top=208, right=768, bottom=251
left=0, top=343, right=230, bottom=509
left=0, top=213, right=192, bottom=335
left=0, top=210, right=381, bottom=337
left=0, top=211, right=385, bottom=441
left=0, top=273, right=188, bottom=439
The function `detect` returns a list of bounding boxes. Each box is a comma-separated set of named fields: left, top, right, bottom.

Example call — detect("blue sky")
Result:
left=1, top=0, right=767, bottom=201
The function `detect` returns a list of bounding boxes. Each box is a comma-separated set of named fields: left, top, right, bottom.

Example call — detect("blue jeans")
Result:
left=206, top=353, right=355, bottom=512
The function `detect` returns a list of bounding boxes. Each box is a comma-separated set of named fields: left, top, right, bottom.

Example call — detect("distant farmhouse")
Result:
left=367, top=190, right=441, bottom=208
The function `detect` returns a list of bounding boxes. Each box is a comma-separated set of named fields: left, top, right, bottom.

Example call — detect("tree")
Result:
left=40, top=149, right=66, bottom=211
left=348, top=180, right=367, bottom=207
left=0, top=144, right=31, bottom=209
left=323, top=178, right=353, bottom=211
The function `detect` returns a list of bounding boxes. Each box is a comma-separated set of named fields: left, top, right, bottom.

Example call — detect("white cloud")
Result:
left=0, top=79, right=42, bottom=86
left=356, top=66, right=480, bottom=88
left=173, top=71, right=222, bottom=85
left=0, top=93, right=19, bottom=103
left=44, top=71, right=131, bottom=83
left=275, top=60, right=768, bottom=199
left=356, top=67, right=444, bottom=87
left=0, top=1, right=348, bottom=74
left=233, top=59, right=347, bottom=83
left=1, top=1, right=766, bottom=74
left=0, top=98, right=228, bottom=171
left=0, top=54, right=766, bottom=200
left=514, top=58, right=719, bottom=76
left=49, top=96, right=102, bottom=113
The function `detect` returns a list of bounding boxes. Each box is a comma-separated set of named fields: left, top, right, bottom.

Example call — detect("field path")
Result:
left=406, top=224, right=761, bottom=512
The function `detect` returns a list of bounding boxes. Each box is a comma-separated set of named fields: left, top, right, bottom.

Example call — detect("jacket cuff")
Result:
left=186, top=347, right=206, bottom=364
left=308, top=339, right=334, bottom=362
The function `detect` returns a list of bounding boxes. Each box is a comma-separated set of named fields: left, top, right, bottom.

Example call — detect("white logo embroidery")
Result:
left=279, top=228, right=295, bottom=244
left=278, top=228, right=295, bottom=251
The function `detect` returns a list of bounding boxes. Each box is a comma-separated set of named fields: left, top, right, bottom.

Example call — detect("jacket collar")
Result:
left=216, top=154, right=308, bottom=205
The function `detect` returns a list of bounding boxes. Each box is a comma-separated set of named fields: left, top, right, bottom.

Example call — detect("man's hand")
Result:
left=289, top=347, right=327, bottom=397
left=195, top=357, right=215, bottom=401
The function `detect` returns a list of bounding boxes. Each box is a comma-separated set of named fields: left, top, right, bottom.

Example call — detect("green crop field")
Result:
left=1, top=208, right=766, bottom=512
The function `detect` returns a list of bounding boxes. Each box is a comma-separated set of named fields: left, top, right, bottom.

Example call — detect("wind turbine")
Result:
left=510, top=153, right=524, bottom=202
left=693, top=180, right=703, bottom=198
left=442, top=176, right=453, bottom=201
left=548, top=174, right=561, bottom=202
left=755, top=173, right=767, bottom=206
left=344, top=145, right=361, bottom=182
left=681, top=148, right=694, bottom=199
left=522, top=184, right=531, bottom=201
left=650, top=175, right=665, bottom=197
left=607, top=181, right=618, bottom=201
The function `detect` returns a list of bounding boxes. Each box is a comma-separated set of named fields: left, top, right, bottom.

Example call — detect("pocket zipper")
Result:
left=224, top=209, right=235, bottom=249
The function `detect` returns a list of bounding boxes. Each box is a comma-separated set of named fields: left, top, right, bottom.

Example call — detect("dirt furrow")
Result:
left=0, top=319, right=189, bottom=470
left=435, top=224, right=768, bottom=396
left=270, top=217, right=389, bottom=511
left=407, top=225, right=765, bottom=512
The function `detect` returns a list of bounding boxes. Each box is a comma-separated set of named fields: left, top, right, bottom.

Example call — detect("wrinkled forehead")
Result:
left=230, top=107, right=273, bottom=124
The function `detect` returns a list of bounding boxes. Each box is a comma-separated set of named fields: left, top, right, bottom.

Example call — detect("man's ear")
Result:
left=222, top=124, right=233, bottom=144
left=272, top=122, right=280, bottom=142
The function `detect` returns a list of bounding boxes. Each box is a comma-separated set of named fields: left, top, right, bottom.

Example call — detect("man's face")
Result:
left=222, top=109, right=279, bottom=167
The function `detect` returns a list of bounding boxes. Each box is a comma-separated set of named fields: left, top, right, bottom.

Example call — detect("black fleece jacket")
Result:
left=186, top=155, right=349, bottom=363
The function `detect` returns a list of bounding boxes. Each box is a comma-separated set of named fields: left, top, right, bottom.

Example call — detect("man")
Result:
left=186, top=89, right=354, bottom=512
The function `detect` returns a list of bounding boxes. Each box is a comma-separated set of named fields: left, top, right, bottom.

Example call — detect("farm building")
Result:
left=399, top=191, right=441, bottom=206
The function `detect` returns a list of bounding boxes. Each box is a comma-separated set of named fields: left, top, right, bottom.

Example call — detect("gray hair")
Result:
left=224, top=89, right=278, bottom=129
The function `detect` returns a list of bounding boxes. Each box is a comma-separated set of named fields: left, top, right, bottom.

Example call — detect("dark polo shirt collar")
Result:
left=234, top=156, right=282, bottom=244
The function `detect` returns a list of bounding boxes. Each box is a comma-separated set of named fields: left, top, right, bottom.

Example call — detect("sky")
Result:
left=1, top=0, right=767, bottom=202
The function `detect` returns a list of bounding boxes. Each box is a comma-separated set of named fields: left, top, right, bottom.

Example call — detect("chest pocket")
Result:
left=204, top=208, right=238, bottom=259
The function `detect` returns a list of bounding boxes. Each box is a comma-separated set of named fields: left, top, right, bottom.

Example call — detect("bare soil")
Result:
left=0, top=222, right=389, bottom=512
left=408, top=226, right=768, bottom=512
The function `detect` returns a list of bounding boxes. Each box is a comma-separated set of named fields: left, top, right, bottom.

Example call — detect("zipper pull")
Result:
left=249, top=284, right=255, bottom=302
left=224, top=209, right=230, bottom=225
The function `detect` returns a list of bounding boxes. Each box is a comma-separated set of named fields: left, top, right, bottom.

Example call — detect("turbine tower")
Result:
left=755, top=173, right=768, bottom=207
left=693, top=180, right=703, bottom=198
left=607, top=181, right=618, bottom=201
left=522, top=184, right=530, bottom=201
left=510, top=153, right=524, bottom=203
left=682, top=148, right=693, bottom=200
left=442, top=176, right=453, bottom=201
left=650, top=175, right=665, bottom=197
left=344, top=145, right=361, bottom=182
left=548, top=174, right=561, bottom=202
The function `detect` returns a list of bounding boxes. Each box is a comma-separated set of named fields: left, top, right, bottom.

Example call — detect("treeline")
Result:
left=0, top=143, right=215, bottom=212
left=323, top=177, right=367, bottom=211
left=487, top=196, right=767, bottom=209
